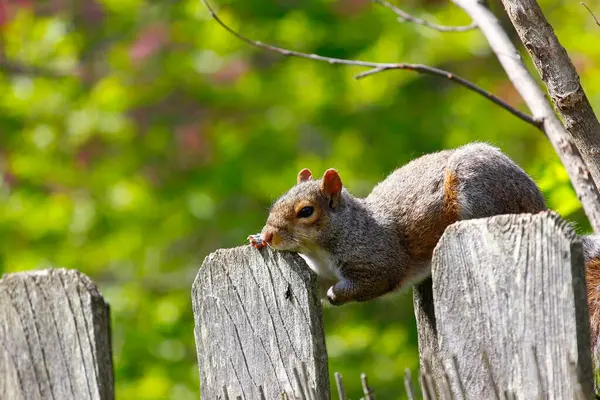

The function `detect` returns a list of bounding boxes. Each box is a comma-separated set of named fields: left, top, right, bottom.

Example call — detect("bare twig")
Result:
left=452, top=0, right=600, bottom=232
left=335, top=372, right=346, bottom=400
left=404, top=369, right=416, bottom=400
left=201, top=0, right=540, bottom=130
left=0, top=60, right=68, bottom=78
left=360, top=373, right=374, bottom=400
left=373, top=0, right=477, bottom=32
left=581, top=2, right=600, bottom=26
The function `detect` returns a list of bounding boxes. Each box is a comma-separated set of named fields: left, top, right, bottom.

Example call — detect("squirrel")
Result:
left=248, top=141, right=600, bottom=371
left=248, top=142, right=550, bottom=305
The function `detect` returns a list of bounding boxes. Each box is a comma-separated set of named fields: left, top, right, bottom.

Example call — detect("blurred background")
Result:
left=1, top=0, right=599, bottom=398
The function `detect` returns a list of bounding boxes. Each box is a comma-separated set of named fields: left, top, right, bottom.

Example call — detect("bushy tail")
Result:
left=582, top=234, right=600, bottom=383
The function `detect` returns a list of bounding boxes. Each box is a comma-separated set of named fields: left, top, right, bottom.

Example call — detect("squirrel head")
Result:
left=260, top=168, right=344, bottom=251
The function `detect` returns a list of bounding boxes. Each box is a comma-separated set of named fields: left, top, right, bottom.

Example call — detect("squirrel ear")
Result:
left=321, top=169, right=343, bottom=196
left=297, top=168, right=313, bottom=184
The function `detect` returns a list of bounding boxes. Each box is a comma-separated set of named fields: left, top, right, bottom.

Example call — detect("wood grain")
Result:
left=413, top=277, right=446, bottom=397
left=0, top=268, right=114, bottom=400
left=431, top=212, right=593, bottom=399
left=192, top=246, right=330, bottom=399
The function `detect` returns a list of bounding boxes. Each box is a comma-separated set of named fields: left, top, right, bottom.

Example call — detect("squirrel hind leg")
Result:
left=327, top=275, right=395, bottom=306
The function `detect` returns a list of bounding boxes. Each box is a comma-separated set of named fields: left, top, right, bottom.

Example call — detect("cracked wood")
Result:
left=192, top=246, right=330, bottom=399
left=431, top=212, right=593, bottom=399
left=0, top=268, right=114, bottom=400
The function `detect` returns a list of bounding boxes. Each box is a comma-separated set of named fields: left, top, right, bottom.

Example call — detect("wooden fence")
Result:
left=0, top=212, right=596, bottom=399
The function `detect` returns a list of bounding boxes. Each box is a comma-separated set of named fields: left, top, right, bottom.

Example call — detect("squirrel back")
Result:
left=366, top=143, right=547, bottom=266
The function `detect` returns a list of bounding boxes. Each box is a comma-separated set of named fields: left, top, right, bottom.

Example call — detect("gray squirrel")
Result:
left=249, top=142, right=551, bottom=303
left=248, top=143, right=600, bottom=370
left=248, top=142, right=600, bottom=359
left=249, top=143, right=547, bottom=305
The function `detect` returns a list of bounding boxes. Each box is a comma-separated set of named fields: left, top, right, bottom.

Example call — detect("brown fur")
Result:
left=406, top=169, right=462, bottom=262
left=405, top=205, right=450, bottom=262
left=443, top=169, right=461, bottom=225
left=405, top=168, right=461, bottom=264
left=396, top=167, right=462, bottom=287
left=587, top=257, right=600, bottom=353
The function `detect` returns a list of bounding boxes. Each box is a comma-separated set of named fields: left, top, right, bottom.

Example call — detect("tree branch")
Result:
left=0, top=59, right=68, bottom=78
left=581, top=2, right=600, bottom=27
left=498, top=0, right=600, bottom=193
left=372, top=0, right=477, bottom=32
left=201, top=0, right=539, bottom=129
left=451, top=0, right=600, bottom=232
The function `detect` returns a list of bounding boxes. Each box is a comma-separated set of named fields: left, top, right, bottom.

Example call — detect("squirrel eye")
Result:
left=296, top=206, right=314, bottom=218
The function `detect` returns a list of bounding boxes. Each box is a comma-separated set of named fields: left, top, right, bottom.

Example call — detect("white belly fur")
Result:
left=298, top=248, right=339, bottom=281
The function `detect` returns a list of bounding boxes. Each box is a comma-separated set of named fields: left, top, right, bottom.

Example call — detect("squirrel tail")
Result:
left=583, top=234, right=600, bottom=371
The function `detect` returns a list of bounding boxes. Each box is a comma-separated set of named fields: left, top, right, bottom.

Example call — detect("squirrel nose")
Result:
left=263, top=230, right=274, bottom=245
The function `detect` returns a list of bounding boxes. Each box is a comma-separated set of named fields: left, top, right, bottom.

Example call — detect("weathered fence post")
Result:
left=0, top=268, right=114, bottom=400
left=192, top=246, right=330, bottom=399
left=413, top=277, right=447, bottom=394
left=418, top=211, right=594, bottom=399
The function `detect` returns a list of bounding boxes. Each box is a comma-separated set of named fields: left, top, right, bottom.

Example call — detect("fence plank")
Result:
left=413, top=277, right=446, bottom=396
left=431, top=212, right=594, bottom=399
left=192, top=246, right=330, bottom=399
left=0, top=268, right=114, bottom=400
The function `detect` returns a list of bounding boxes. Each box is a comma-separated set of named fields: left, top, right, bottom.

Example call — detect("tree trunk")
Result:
left=501, top=0, right=600, bottom=192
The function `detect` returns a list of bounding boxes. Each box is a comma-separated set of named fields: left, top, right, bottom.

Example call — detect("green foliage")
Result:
left=1, top=0, right=599, bottom=398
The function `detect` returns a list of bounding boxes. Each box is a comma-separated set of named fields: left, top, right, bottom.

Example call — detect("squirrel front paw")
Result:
left=248, top=233, right=267, bottom=249
left=327, top=286, right=344, bottom=306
